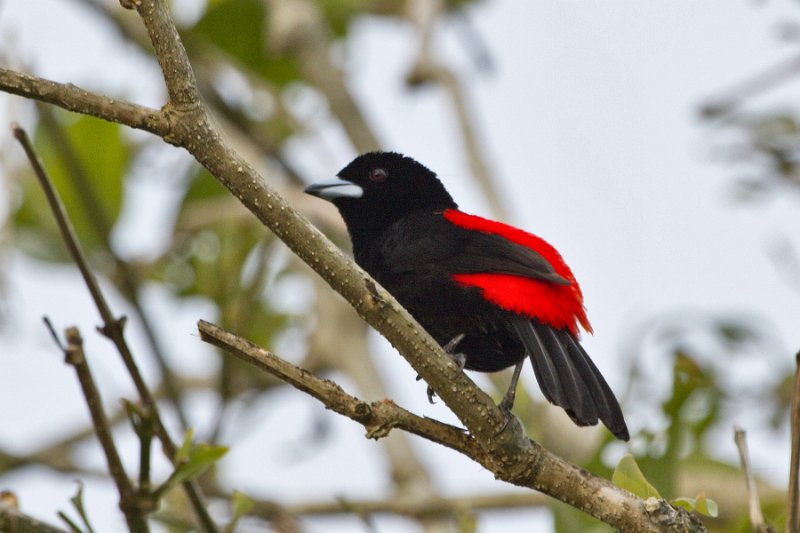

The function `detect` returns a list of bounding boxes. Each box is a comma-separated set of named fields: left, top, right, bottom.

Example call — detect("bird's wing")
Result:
left=448, top=231, right=570, bottom=285
left=379, top=212, right=569, bottom=286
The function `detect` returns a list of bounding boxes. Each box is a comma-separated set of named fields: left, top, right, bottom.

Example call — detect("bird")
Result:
left=304, top=152, right=629, bottom=441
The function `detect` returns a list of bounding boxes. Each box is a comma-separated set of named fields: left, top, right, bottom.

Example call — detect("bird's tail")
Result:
left=512, top=319, right=629, bottom=441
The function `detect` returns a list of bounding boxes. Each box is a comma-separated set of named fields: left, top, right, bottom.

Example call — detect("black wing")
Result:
left=368, top=211, right=569, bottom=285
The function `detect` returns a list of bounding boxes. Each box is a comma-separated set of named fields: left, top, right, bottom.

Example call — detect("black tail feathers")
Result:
left=512, top=319, right=629, bottom=441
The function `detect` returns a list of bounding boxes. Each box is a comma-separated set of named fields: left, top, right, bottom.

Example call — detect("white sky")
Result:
left=1, top=0, right=800, bottom=531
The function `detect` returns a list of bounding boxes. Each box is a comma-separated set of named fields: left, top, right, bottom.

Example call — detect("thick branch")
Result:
left=198, top=320, right=488, bottom=462
left=0, top=68, right=169, bottom=135
left=133, top=0, right=199, bottom=107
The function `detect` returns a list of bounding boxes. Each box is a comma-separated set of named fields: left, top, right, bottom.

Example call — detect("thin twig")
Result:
left=10, top=124, right=219, bottom=533
left=264, top=0, right=381, bottom=153
left=283, top=491, right=548, bottom=518
left=0, top=379, right=212, bottom=478
left=36, top=106, right=189, bottom=429
left=734, top=426, right=772, bottom=533
left=57, top=325, right=149, bottom=533
left=788, top=352, right=800, bottom=533
left=12, top=125, right=115, bottom=323
left=223, top=489, right=548, bottom=524
left=700, top=53, right=800, bottom=118
left=406, top=0, right=506, bottom=219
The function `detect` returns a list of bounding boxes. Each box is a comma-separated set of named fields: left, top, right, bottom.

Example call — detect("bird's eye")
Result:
left=369, top=167, right=388, bottom=182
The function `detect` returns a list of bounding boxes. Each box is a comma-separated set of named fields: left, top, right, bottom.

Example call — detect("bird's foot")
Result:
left=442, top=333, right=466, bottom=355
left=419, top=334, right=468, bottom=404
left=497, top=387, right=517, bottom=414
left=497, top=360, right=525, bottom=414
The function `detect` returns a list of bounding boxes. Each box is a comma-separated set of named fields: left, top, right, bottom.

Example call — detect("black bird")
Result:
left=305, top=152, right=629, bottom=440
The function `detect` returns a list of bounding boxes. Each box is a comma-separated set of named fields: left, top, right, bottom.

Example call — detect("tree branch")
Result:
left=10, top=124, right=219, bottom=533
left=197, top=320, right=489, bottom=463
left=406, top=0, right=506, bottom=218
left=734, top=426, right=773, bottom=533
left=55, top=324, right=149, bottom=533
left=36, top=105, right=189, bottom=429
left=0, top=68, right=169, bottom=136
left=700, top=53, right=800, bottom=118
left=264, top=0, right=381, bottom=153
left=788, top=352, right=800, bottom=533
left=284, top=491, right=549, bottom=518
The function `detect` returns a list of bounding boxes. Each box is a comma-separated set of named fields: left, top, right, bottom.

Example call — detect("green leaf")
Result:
left=694, top=492, right=718, bottom=517
left=671, top=497, right=696, bottom=512
left=176, top=428, right=195, bottom=463
left=159, top=430, right=228, bottom=498
left=175, top=443, right=228, bottom=484
left=224, top=490, right=255, bottom=533
left=612, top=454, right=661, bottom=499
left=670, top=492, right=718, bottom=518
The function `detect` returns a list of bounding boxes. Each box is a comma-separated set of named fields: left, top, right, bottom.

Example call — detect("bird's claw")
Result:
left=421, top=334, right=468, bottom=404
left=443, top=333, right=466, bottom=354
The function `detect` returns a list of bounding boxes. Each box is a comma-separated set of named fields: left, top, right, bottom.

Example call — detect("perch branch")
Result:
left=198, top=320, right=488, bottom=463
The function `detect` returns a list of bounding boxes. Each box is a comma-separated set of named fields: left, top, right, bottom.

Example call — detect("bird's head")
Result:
left=305, top=152, right=457, bottom=243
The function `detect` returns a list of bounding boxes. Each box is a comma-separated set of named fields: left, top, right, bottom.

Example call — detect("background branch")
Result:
left=11, top=123, right=219, bottom=533
left=788, top=352, right=800, bottom=533
left=56, top=325, right=148, bottom=533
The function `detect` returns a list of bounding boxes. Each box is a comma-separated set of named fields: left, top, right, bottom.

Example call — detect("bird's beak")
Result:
left=304, top=177, right=363, bottom=201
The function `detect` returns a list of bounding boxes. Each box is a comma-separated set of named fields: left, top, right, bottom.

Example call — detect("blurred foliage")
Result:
left=14, top=113, right=129, bottom=262
left=709, top=110, right=800, bottom=202
left=193, top=0, right=301, bottom=85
